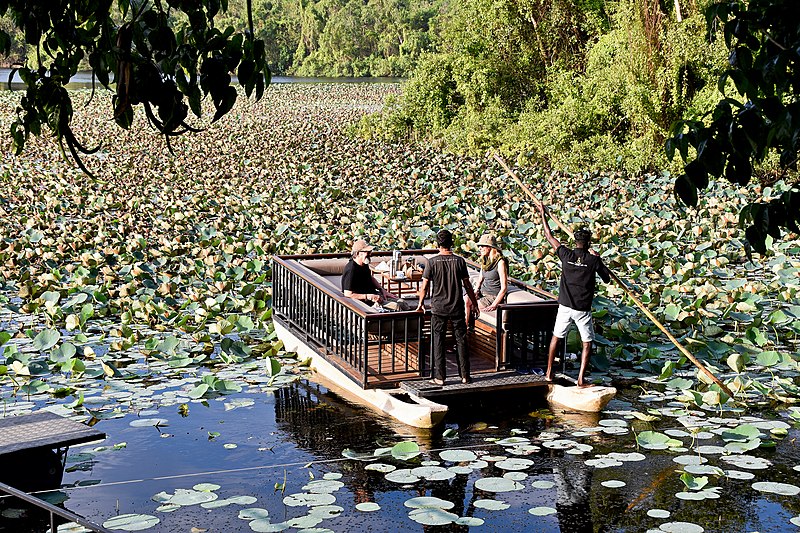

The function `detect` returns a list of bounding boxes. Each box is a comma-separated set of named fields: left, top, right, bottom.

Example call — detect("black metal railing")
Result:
left=0, top=481, right=113, bottom=533
left=497, top=301, right=562, bottom=370
left=272, top=257, right=426, bottom=388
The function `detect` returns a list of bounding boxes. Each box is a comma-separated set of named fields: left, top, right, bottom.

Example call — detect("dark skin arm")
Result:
left=538, top=203, right=560, bottom=250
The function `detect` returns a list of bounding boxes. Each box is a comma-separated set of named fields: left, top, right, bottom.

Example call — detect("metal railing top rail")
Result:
left=0, top=480, right=113, bottom=533
left=275, top=250, right=555, bottom=301
left=275, top=249, right=439, bottom=260
left=273, top=257, right=423, bottom=320
left=463, top=257, right=556, bottom=300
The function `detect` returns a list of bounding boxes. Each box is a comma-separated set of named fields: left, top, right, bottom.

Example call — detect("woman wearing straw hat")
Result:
left=467, top=233, right=509, bottom=328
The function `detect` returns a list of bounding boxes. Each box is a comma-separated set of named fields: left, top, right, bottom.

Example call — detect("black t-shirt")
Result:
left=423, top=253, right=469, bottom=316
left=556, top=245, right=610, bottom=311
left=341, top=259, right=378, bottom=296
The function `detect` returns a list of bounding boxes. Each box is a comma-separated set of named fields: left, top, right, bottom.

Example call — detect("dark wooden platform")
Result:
left=400, top=370, right=549, bottom=399
left=0, top=411, right=105, bottom=455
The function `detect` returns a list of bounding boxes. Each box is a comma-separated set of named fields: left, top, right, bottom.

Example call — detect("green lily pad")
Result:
left=102, top=514, right=160, bottom=531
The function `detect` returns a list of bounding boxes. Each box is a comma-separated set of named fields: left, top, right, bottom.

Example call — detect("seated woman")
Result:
left=466, top=233, right=509, bottom=328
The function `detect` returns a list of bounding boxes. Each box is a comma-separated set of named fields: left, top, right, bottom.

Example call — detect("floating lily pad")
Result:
left=129, top=418, right=168, bottom=427
left=495, top=458, right=534, bottom=471
left=355, top=502, right=380, bottom=512
left=404, top=496, right=455, bottom=509
left=752, top=481, right=800, bottom=496
left=503, top=471, right=527, bottom=481
left=307, top=505, right=344, bottom=518
left=439, top=449, right=477, bottom=462
left=410, top=466, right=456, bottom=481
left=249, top=519, right=288, bottom=532
left=531, top=480, right=555, bottom=489
left=364, top=463, right=395, bottom=473
left=659, top=522, right=704, bottom=532
left=239, top=508, right=270, bottom=520
left=302, top=480, right=344, bottom=493
left=528, top=506, right=557, bottom=516
left=282, top=493, right=336, bottom=507
left=455, top=516, right=484, bottom=526
left=102, top=514, right=160, bottom=531
left=385, top=469, right=420, bottom=484
left=647, top=509, right=670, bottom=518
left=408, top=508, right=458, bottom=526
left=474, top=477, right=524, bottom=493
left=601, top=480, right=626, bottom=488
left=474, top=499, right=510, bottom=510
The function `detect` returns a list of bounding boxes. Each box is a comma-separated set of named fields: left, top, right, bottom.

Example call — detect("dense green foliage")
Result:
left=668, top=0, right=800, bottom=253
left=357, top=0, right=728, bottom=174
left=1, top=0, right=441, bottom=77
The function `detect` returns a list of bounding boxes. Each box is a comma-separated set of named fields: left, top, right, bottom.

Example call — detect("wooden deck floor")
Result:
left=363, top=324, right=499, bottom=386
left=401, top=370, right=549, bottom=399
left=0, top=411, right=105, bottom=455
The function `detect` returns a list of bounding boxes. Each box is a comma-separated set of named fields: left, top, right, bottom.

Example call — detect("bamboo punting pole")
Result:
left=492, top=152, right=733, bottom=397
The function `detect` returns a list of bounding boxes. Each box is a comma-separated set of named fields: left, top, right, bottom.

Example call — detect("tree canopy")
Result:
left=667, top=0, right=799, bottom=253
left=0, top=0, right=271, bottom=173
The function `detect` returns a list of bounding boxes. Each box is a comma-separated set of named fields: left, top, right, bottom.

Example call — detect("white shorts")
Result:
left=553, top=305, right=595, bottom=342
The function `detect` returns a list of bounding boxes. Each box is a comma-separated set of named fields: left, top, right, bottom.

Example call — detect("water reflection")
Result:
left=0, top=68, right=403, bottom=91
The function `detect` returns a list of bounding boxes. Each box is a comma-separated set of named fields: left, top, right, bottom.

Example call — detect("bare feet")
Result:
left=430, top=378, right=445, bottom=386
left=461, top=377, right=472, bottom=384
left=577, top=382, right=595, bottom=388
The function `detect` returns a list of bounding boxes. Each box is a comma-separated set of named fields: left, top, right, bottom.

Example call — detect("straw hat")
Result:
left=477, top=233, right=500, bottom=250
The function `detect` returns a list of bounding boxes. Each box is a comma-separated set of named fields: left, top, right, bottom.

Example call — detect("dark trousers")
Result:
left=431, top=313, right=469, bottom=381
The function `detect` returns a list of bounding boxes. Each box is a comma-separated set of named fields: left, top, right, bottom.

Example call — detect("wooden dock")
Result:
left=401, top=370, right=549, bottom=399
left=0, top=411, right=105, bottom=455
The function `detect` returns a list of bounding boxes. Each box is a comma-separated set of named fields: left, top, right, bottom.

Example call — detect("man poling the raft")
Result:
left=492, top=153, right=734, bottom=398
left=537, top=203, right=610, bottom=387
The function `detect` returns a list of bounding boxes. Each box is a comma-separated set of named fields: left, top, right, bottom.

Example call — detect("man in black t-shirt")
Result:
left=538, top=204, right=610, bottom=387
left=342, top=239, right=411, bottom=310
left=416, top=230, right=479, bottom=385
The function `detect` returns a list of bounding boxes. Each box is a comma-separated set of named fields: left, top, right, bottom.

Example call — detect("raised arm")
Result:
left=538, top=203, right=560, bottom=250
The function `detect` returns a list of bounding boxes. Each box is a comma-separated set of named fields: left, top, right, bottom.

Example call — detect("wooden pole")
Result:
left=492, top=152, right=733, bottom=397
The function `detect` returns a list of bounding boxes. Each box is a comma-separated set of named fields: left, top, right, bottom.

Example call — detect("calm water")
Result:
left=1, top=375, right=798, bottom=533
left=0, top=68, right=403, bottom=91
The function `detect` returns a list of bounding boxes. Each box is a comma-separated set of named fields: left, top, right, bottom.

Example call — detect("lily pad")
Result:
left=102, top=514, right=160, bottom=531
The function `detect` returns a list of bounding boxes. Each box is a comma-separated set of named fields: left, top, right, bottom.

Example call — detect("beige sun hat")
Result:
left=477, top=233, right=500, bottom=249
left=351, top=239, right=374, bottom=254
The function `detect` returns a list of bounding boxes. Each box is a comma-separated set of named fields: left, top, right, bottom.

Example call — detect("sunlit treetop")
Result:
left=0, top=0, right=270, bottom=174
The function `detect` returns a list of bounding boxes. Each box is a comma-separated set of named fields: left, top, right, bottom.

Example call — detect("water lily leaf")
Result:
left=355, top=502, right=380, bottom=511
left=659, top=522, right=704, bottom=532
left=751, top=481, right=800, bottom=496
left=755, top=351, right=781, bottom=367
left=721, top=424, right=761, bottom=442
left=474, top=499, right=510, bottom=510
left=438, top=449, right=477, bottom=462
left=282, top=492, right=335, bottom=507
left=680, top=473, right=708, bottom=490
left=403, top=496, right=454, bottom=509
left=239, top=508, right=270, bottom=520
left=391, top=441, right=420, bottom=460
left=727, top=353, right=745, bottom=373
left=102, top=514, right=160, bottom=531
left=33, top=329, right=60, bottom=351
left=473, top=477, right=523, bottom=493
left=528, top=506, right=557, bottom=516
left=408, top=508, right=458, bottom=526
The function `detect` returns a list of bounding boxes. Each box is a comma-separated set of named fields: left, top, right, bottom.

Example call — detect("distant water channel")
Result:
left=0, top=68, right=403, bottom=90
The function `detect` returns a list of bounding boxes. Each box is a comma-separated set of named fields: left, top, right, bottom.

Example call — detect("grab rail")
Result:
left=0, top=480, right=113, bottom=533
